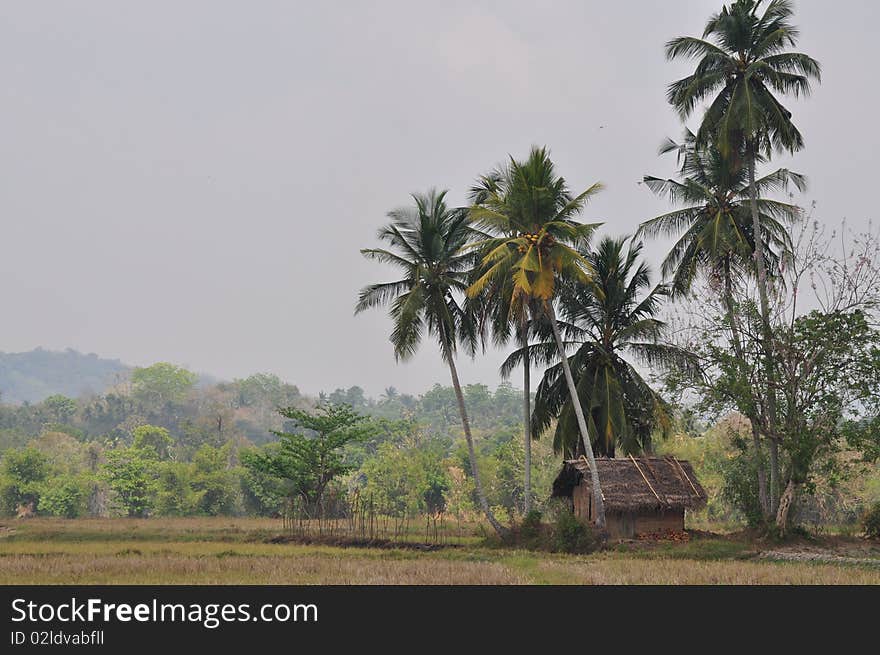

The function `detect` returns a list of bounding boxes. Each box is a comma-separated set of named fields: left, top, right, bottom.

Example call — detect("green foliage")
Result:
left=467, top=146, right=601, bottom=305
left=553, top=510, right=596, bottom=554
left=132, top=425, right=173, bottom=460
left=639, top=129, right=802, bottom=296
left=191, top=445, right=239, bottom=515
left=666, top=0, right=821, bottom=155
left=155, top=461, right=200, bottom=516
left=43, top=395, right=78, bottom=425
left=356, top=189, right=478, bottom=363
left=360, top=438, right=447, bottom=517
left=527, top=237, right=682, bottom=457
left=240, top=444, right=288, bottom=515
left=721, top=447, right=767, bottom=528
left=131, top=362, right=197, bottom=408
left=520, top=510, right=542, bottom=540
left=100, top=447, right=159, bottom=517
left=863, top=502, right=880, bottom=539
left=247, top=404, right=376, bottom=514
left=0, top=447, right=49, bottom=514
left=233, top=373, right=300, bottom=408
left=38, top=475, right=88, bottom=518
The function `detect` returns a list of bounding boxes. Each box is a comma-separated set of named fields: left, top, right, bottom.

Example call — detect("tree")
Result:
left=519, top=237, right=689, bottom=458
left=665, top=217, right=880, bottom=534
left=666, top=0, right=821, bottom=512
left=131, top=425, right=173, bottom=460
left=467, top=147, right=609, bottom=529
left=356, top=189, right=507, bottom=536
left=640, top=129, right=802, bottom=296
left=131, top=363, right=197, bottom=409
left=39, top=475, right=88, bottom=518
left=468, top=173, right=542, bottom=515
left=100, top=447, right=159, bottom=517
left=0, top=447, right=49, bottom=515
left=245, top=404, right=375, bottom=516
left=360, top=439, right=447, bottom=518
left=191, top=444, right=239, bottom=515
left=639, top=128, right=804, bottom=510
left=42, top=394, right=78, bottom=426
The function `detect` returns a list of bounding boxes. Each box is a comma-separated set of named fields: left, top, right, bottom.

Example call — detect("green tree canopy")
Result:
left=131, top=363, right=197, bottom=408
left=244, top=403, right=376, bottom=515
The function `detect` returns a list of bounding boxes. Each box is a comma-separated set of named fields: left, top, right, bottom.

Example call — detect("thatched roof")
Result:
left=552, top=457, right=707, bottom=513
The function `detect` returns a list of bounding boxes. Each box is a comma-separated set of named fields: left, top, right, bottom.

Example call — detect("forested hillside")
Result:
left=0, top=349, right=130, bottom=404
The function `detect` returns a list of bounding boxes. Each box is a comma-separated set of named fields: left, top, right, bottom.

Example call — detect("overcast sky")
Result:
left=1, top=1, right=876, bottom=397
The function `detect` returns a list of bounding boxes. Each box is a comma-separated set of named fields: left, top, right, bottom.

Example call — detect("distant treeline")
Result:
left=0, top=361, right=562, bottom=521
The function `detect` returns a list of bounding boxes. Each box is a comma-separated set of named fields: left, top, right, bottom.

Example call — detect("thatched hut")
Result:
left=552, top=457, right=707, bottom=539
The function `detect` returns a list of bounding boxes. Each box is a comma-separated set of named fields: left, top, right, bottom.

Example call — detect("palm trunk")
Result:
left=521, top=317, right=532, bottom=516
left=722, top=258, right=769, bottom=514
left=747, top=143, right=780, bottom=515
left=444, top=349, right=507, bottom=538
left=544, top=302, right=606, bottom=530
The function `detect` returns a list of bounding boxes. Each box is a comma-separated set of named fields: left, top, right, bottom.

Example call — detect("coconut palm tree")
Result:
left=467, top=147, right=609, bottom=529
left=355, top=189, right=506, bottom=537
left=467, top=172, right=545, bottom=516
left=665, top=0, right=820, bottom=512
left=639, top=130, right=804, bottom=511
left=639, top=129, right=803, bottom=298
left=507, top=237, right=693, bottom=459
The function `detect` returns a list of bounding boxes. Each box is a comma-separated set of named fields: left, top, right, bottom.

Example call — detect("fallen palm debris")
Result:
left=636, top=529, right=691, bottom=542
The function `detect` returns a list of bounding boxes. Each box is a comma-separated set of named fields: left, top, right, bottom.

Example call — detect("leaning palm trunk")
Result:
left=747, top=144, right=780, bottom=516
left=722, top=258, right=769, bottom=514
left=444, top=348, right=508, bottom=538
left=521, top=315, right=532, bottom=516
left=544, top=302, right=606, bottom=530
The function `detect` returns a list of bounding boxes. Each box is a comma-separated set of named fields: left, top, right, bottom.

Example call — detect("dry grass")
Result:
left=0, top=553, right=526, bottom=585
left=1, top=517, right=878, bottom=585
left=530, top=556, right=880, bottom=584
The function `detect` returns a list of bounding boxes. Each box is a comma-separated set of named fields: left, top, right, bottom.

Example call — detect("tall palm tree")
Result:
left=639, top=129, right=804, bottom=512
left=355, top=189, right=507, bottom=536
left=665, top=0, right=820, bottom=513
left=467, top=172, right=543, bottom=516
left=640, top=129, right=803, bottom=298
left=467, top=147, right=609, bottom=530
left=509, top=237, right=691, bottom=458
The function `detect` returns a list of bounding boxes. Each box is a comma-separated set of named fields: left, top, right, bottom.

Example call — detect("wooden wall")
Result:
left=572, top=481, right=685, bottom=539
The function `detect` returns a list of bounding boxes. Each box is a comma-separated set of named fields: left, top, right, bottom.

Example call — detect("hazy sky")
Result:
left=1, top=1, right=876, bottom=397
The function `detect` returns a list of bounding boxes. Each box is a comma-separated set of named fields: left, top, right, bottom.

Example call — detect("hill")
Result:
left=0, top=348, right=130, bottom=404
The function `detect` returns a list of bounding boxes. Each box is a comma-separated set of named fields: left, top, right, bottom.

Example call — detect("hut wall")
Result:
left=572, top=481, right=685, bottom=538
left=606, top=509, right=684, bottom=539
left=632, top=510, right=684, bottom=535
left=572, top=480, right=594, bottom=522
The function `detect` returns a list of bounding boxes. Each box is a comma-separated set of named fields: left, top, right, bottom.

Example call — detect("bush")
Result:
left=521, top=510, right=542, bottom=540
left=39, top=476, right=88, bottom=518
left=720, top=451, right=765, bottom=528
left=553, top=510, right=596, bottom=554
left=863, top=502, right=880, bottom=539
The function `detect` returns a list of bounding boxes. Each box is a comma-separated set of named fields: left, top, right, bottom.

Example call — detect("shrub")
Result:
left=863, top=502, right=880, bottom=539
left=521, top=510, right=542, bottom=540
left=39, top=475, right=88, bottom=518
left=0, top=448, right=49, bottom=514
left=553, top=510, right=596, bottom=554
left=720, top=451, right=765, bottom=528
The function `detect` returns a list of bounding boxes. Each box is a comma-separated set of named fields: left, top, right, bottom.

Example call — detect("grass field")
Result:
left=1, top=518, right=878, bottom=585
